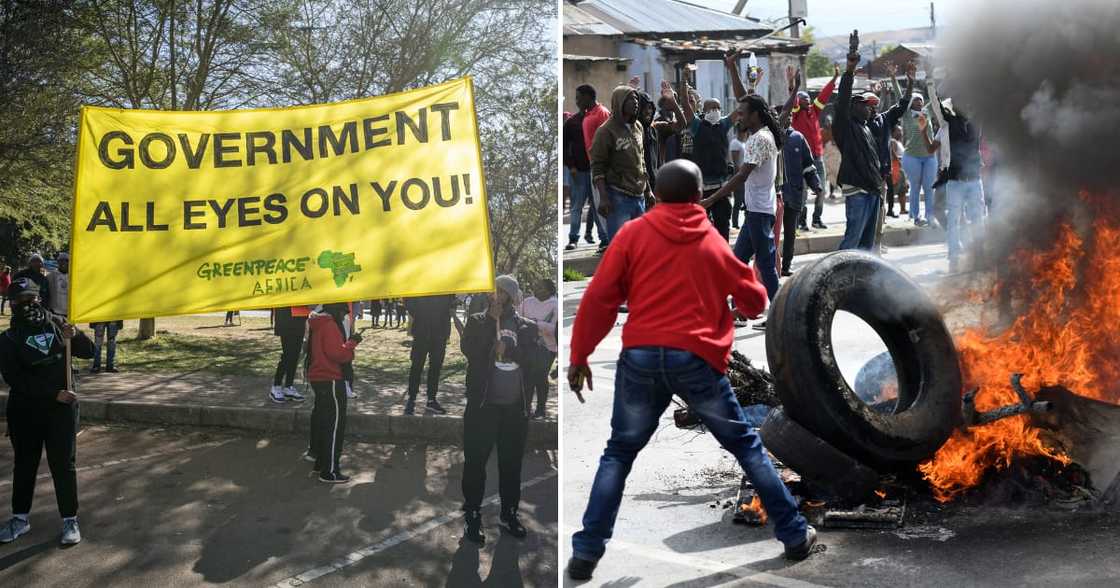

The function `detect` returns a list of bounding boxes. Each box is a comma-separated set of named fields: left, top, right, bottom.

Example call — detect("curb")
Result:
left=564, top=225, right=934, bottom=277
left=0, top=393, right=557, bottom=449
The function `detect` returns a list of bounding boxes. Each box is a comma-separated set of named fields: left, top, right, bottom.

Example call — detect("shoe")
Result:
left=303, top=450, right=317, bottom=463
left=798, top=223, right=810, bottom=232
left=318, top=471, right=351, bottom=484
left=565, top=242, right=577, bottom=251
left=533, top=408, right=547, bottom=420
left=879, top=245, right=889, bottom=255
left=596, top=244, right=608, bottom=254
left=618, top=305, right=628, bottom=314
left=812, top=220, right=827, bottom=229
left=567, top=556, right=597, bottom=581
left=426, top=400, right=447, bottom=415
left=464, top=510, right=485, bottom=545
left=784, top=525, right=817, bottom=561
left=60, top=518, right=81, bottom=545
left=89, top=366, right=100, bottom=374
left=105, top=366, right=119, bottom=373
left=781, top=269, right=793, bottom=277
left=751, top=320, right=767, bottom=332
left=887, top=210, right=899, bottom=218
left=269, top=385, right=287, bottom=403
left=404, top=399, right=416, bottom=415
left=500, top=509, right=527, bottom=539
left=914, top=219, right=928, bottom=227
left=733, top=318, right=750, bottom=328
left=584, top=235, right=595, bottom=245
left=0, top=517, right=30, bottom=543
left=283, top=386, right=306, bottom=402
left=345, top=385, right=356, bottom=399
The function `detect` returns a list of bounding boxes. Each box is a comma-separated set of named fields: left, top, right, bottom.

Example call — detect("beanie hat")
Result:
left=494, top=275, right=521, bottom=305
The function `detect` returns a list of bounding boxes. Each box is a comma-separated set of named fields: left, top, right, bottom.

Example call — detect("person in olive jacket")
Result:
left=459, top=275, right=539, bottom=545
left=0, top=278, right=94, bottom=546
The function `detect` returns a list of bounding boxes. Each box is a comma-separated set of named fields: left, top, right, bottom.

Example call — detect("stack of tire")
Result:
left=761, top=250, right=963, bottom=503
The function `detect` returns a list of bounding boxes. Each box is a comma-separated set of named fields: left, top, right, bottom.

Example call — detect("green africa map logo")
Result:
left=317, top=250, right=362, bottom=287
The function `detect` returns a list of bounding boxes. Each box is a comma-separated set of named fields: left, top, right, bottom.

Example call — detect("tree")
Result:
left=800, top=26, right=834, bottom=79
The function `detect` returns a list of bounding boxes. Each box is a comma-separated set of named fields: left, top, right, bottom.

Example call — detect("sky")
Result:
left=705, top=0, right=967, bottom=38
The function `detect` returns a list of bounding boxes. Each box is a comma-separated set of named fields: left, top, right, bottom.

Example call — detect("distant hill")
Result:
left=814, top=27, right=938, bottom=62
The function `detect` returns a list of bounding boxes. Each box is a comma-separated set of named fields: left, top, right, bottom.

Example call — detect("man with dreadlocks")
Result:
left=702, top=54, right=785, bottom=329
left=0, top=278, right=94, bottom=545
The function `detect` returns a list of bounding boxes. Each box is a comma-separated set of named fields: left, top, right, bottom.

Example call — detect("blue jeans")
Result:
left=605, top=186, right=646, bottom=243
left=902, top=154, right=937, bottom=222
left=569, top=170, right=607, bottom=243
left=572, top=347, right=808, bottom=562
left=92, top=322, right=120, bottom=369
left=838, top=191, right=881, bottom=251
left=732, top=212, right=779, bottom=301
left=946, top=179, right=987, bottom=262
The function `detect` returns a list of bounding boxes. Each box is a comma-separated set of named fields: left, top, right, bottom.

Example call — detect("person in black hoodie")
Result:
left=403, top=295, right=455, bottom=415
left=834, top=30, right=884, bottom=251
left=459, top=275, right=539, bottom=545
left=0, top=278, right=94, bottom=546
left=270, top=306, right=308, bottom=403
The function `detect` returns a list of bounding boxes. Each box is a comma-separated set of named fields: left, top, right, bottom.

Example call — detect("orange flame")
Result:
left=740, top=495, right=769, bottom=525
left=920, top=204, right=1120, bottom=502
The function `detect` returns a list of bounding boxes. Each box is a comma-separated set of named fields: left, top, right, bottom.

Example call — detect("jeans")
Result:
left=946, top=179, right=987, bottom=262
left=733, top=212, right=780, bottom=300
left=572, top=347, right=808, bottom=562
left=605, top=186, right=646, bottom=243
left=902, top=154, right=937, bottom=222
left=92, top=322, right=120, bottom=370
left=705, top=187, right=732, bottom=242
left=781, top=204, right=802, bottom=273
left=569, top=170, right=607, bottom=244
left=838, top=191, right=881, bottom=251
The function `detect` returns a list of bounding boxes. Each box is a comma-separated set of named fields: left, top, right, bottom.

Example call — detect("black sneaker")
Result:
left=567, top=556, right=597, bottom=581
left=500, top=509, right=527, bottom=538
left=464, top=510, right=485, bottom=545
left=89, top=366, right=100, bottom=374
left=584, top=235, right=595, bottom=245
left=784, top=525, right=817, bottom=561
left=426, top=400, right=447, bottom=415
left=318, top=471, right=351, bottom=484
left=781, top=269, right=793, bottom=277
left=565, top=242, right=577, bottom=251
left=596, top=243, right=608, bottom=254
left=403, top=400, right=416, bottom=416
left=798, top=223, right=811, bottom=232
left=533, top=407, right=547, bottom=420
left=812, top=220, right=827, bottom=229
left=105, top=366, right=119, bottom=373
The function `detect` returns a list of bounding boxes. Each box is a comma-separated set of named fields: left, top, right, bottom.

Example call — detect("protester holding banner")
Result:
left=0, top=278, right=94, bottom=546
left=271, top=306, right=308, bottom=403
left=306, top=303, right=362, bottom=484
left=460, top=276, right=538, bottom=544
left=403, top=295, right=455, bottom=416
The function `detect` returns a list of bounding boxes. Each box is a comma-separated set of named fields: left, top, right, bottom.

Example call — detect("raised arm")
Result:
left=660, top=80, right=687, bottom=132
left=725, top=50, right=747, bottom=101
left=834, top=30, right=861, bottom=143
left=815, top=64, right=839, bottom=111
left=782, top=67, right=802, bottom=116
left=680, top=79, right=697, bottom=126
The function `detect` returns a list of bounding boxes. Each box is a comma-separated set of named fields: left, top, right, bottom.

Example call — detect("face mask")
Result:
left=704, top=110, right=721, bottom=124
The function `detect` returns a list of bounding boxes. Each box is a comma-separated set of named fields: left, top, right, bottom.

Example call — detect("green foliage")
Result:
left=563, top=268, right=585, bottom=282
left=800, top=26, right=834, bottom=79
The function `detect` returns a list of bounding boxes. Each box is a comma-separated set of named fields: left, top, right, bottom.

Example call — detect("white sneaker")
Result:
left=345, top=382, right=356, bottom=399
left=283, top=386, right=305, bottom=402
left=0, top=517, right=29, bottom=543
left=61, top=518, right=80, bottom=545
left=269, top=385, right=286, bottom=403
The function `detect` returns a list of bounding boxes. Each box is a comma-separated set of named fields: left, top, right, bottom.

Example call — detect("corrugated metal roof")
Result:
left=563, top=2, right=624, bottom=36
left=567, top=0, right=766, bottom=36
left=564, top=54, right=632, bottom=62
left=638, top=35, right=811, bottom=55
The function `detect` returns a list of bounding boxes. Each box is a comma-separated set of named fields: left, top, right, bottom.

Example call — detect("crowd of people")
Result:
left=565, top=29, right=989, bottom=581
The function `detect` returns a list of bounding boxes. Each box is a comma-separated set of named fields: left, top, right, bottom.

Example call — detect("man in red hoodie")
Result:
left=565, top=160, right=815, bottom=581
left=307, top=302, right=363, bottom=484
left=788, top=63, right=838, bottom=230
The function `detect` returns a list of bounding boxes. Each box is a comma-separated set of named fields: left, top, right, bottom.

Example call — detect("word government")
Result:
left=97, top=102, right=461, bottom=171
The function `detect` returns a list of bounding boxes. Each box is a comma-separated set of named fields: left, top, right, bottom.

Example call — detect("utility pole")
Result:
left=930, top=2, right=936, bottom=36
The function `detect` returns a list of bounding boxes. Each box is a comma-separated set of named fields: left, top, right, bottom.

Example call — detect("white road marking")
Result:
left=560, top=525, right=831, bottom=588
left=0, top=439, right=235, bottom=488
left=273, top=470, right=558, bottom=587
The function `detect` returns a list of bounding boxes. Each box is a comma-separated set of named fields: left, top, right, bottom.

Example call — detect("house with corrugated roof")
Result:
left=563, top=0, right=811, bottom=113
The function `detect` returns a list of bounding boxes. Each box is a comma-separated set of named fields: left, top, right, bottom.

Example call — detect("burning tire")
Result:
left=760, top=407, right=879, bottom=503
left=765, top=250, right=962, bottom=470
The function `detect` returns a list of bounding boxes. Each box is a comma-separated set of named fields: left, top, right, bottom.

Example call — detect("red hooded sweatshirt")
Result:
left=308, top=312, right=357, bottom=382
left=569, top=202, right=768, bottom=373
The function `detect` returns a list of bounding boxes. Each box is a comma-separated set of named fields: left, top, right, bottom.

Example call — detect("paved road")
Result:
left=560, top=243, right=1120, bottom=587
left=0, top=424, right=557, bottom=586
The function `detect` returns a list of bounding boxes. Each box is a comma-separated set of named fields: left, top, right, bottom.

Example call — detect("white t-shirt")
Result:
left=519, top=295, right=557, bottom=353
left=934, top=126, right=951, bottom=170
left=729, top=137, right=745, bottom=163
left=742, top=127, right=778, bottom=214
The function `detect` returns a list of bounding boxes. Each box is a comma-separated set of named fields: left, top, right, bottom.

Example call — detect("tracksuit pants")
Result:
left=7, top=396, right=79, bottom=518
left=462, top=403, right=528, bottom=513
left=310, top=380, right=347, bottom=475
left=408, top=337, right=449, bottom=403
left=273, top=330, right=304, bottom=388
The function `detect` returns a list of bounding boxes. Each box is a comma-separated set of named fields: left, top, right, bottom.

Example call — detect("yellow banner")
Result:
left=69, top=78, right=494, bottom=323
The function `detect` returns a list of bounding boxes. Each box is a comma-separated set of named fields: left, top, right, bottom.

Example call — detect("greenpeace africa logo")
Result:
left=25, top=333, right=55, bottom=354
left=317, top=250, right=362, bottom=287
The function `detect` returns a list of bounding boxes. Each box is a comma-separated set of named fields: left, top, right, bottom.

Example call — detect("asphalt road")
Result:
left=0, top=423, right=557, bottom=586
left=560, top=242, right=1120, bottom=587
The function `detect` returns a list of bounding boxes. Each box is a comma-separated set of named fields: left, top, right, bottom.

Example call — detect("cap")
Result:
left=7, top=277, right=40, bottom=300
left=494, top=275, right=521, bottom=304
left=860, top=92, right=881, bottom=106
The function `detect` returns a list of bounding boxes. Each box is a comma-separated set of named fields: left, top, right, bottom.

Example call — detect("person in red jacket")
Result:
left=306, top=303, right=362, bottom=484
left=564, top=159, right=815, bottom=581
left=789, top=63, right=838, bottom=230
left=0, top=266, right=10, bottom=315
